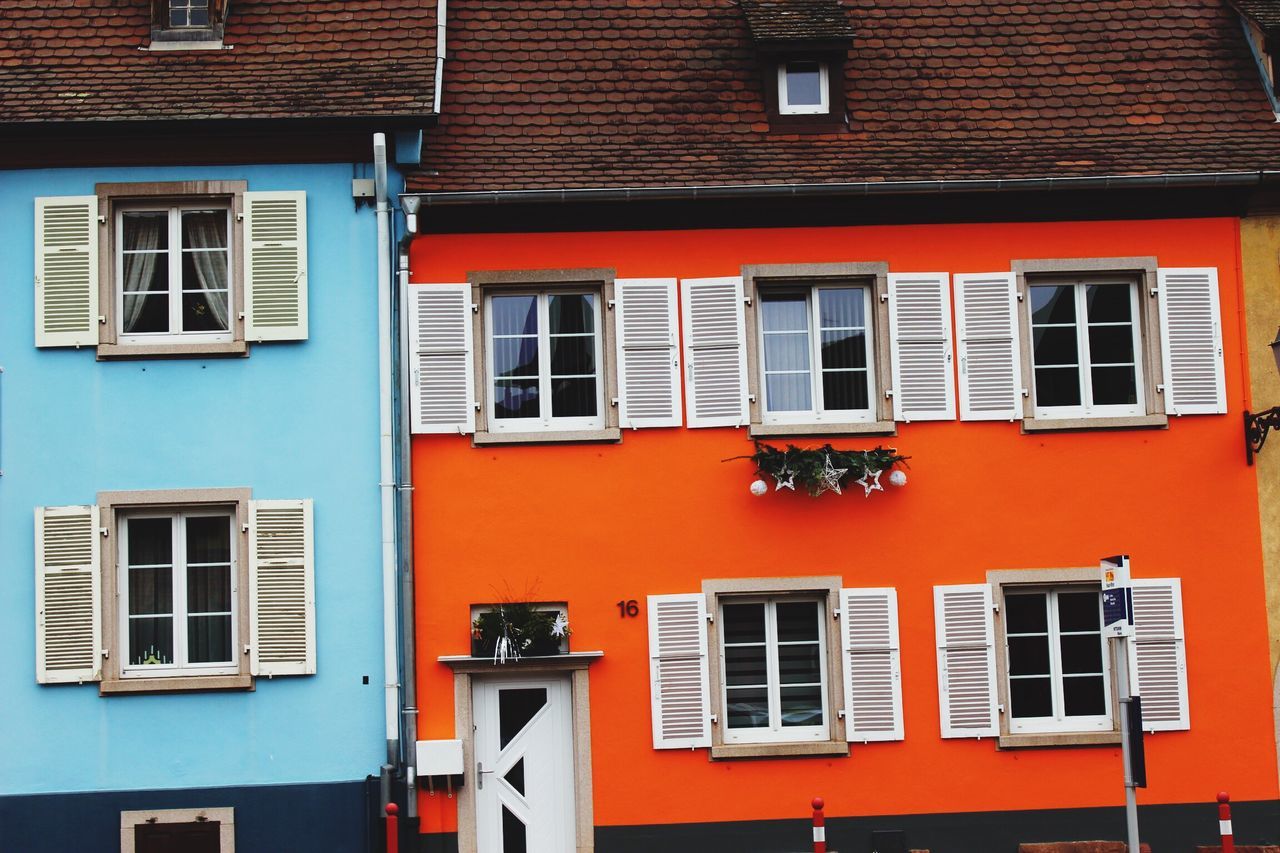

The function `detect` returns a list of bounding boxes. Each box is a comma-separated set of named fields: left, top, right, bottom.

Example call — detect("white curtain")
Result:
left=121, top=216, right=162, bottom=332
left=185, top=215, right=230, bottom=330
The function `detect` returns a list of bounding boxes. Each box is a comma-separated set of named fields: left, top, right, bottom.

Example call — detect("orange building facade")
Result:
left=407, top=215, right=1279, bottom=852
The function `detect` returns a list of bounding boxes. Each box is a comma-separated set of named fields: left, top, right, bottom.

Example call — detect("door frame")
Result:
left=442, top=652, right=601, bottom=853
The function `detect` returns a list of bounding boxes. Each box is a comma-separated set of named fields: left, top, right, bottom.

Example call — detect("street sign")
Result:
left=1101, top=554, right=1134, bottom=638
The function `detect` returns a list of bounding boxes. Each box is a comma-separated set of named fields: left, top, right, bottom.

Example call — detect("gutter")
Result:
left=404, top=170, right=1280, bottom=207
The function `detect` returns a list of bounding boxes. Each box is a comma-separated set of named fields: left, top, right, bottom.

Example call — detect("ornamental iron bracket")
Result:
left=1245, top=407, right=1280, bottom=465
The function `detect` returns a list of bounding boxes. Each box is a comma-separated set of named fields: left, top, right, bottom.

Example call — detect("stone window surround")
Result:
left=121, top=807, right=235, bottom=853
left=741, top=262, right=896, bottom=439
left=468, top=268, right=621, bottom=446
left=987, top=567, right=1122, bottom=749
left=95, top=180, right=249, bottom=360
left=98, top=487, right=254, bottom=695
left=703, top=575, right=849, bottom=759
left=1011, top=257, right=1168, bottom=433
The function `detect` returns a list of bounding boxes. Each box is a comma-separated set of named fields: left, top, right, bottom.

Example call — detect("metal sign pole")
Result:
left=1102, top=555, right=1141, bottom=852
left=1114, top=632, right=1140, bottom=852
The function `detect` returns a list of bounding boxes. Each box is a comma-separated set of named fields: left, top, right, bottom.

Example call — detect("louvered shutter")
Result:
left=934, top=584, right=998, bottom=738
left=249, top=499, right=316, bottom=676
left=840, top=588, right=903, bottom=742
left=615, top=278, right=682, bottom=427
left=680, top=277, right=748, bottom=428
left=954, top=273, right=1022, bottom=420
left=409, top=283, right=475, bottom=434
left=647, top=593, right=711, bottom=749
left=244, top=191, right=308, bottom=342
left=888, top=273, right=956, bottom=421
left=34, top=196, right=99, bottom=348
left=1156, top=268, right=1225, bottom=415
left=1129, top=578, right=1189, bottom=732
left=35, top=505, right=102, bottom=684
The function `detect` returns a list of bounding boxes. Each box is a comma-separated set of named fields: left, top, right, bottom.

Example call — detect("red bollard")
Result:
left=1218, top=792, right=1234, bottom=853
left=811, top=796, right=826, bottom=853
left=385, top=802, right=399, bottom=853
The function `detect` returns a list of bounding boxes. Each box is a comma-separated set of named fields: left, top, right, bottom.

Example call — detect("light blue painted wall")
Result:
left=0, top=163, right=396, bottom=796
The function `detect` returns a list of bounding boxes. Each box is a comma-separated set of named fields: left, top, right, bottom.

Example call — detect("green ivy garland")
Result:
left=737, top=442, right=908, bottom=497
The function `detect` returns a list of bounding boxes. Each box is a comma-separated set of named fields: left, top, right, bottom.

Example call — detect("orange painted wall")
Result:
left=410, top=218, right=1276, bottom=833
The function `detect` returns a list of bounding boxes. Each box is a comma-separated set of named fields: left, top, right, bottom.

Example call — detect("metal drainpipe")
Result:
left=396, top=239, right=419, bottom=818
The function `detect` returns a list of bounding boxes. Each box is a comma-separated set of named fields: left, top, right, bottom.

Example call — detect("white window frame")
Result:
left=717, top=594, right=831, bottom=745
left=777, top=60, right=830, bottom=115
left=118, top=508, right=239, bottom=679
left=484, top=288, right=606, bottom=434
left=757, top=283, right=876, bottom=426
left=1003, top=585, right=1113, bottom=735
left=114, top=201, right=234, bottom=346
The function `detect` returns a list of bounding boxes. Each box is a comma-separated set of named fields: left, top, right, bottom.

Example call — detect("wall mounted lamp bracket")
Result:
left=1245, top=407, right=1280, bottom=465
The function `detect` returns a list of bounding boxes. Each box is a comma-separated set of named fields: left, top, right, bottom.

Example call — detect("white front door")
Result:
left=474, top=675, right=576, bottom=853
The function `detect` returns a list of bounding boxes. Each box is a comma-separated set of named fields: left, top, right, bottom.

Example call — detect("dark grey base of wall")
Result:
left=0, top=779, right=372, bottom=853
left=419, top=800, right=1280, bottom=853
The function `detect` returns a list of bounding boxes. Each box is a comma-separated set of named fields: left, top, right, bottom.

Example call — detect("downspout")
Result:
left=396, top=242, right=419, bottom=819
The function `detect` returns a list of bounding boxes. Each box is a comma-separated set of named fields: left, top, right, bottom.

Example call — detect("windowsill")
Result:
left=749, top=421, right=896, bottom=439
left=144, top=39, right=227, bottom=51
left=472, top=428, right=621, bottom=446
left=1021, top=414, right=1168, bottom=433
left=100, top=674, right=253, bottom=695
left=997, top=730, right=1121, bottom=749
left=97, top=341, right=248, bottom=360
left=711, top=740, right=849, bottom=760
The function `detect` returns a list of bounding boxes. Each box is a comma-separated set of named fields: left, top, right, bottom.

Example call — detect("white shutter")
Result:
left=954, top=273, right=1022, bottom=420
left=35, top=505, right=102, bottom=684
left=249, top=499, right=316, bottom=676
left=244, top=190, right=308, bottom=342
left=888, top=273, right=956, bottom=421
left=1157, top=267, right=1225, bottom=415
left=34, top=196, right=99, bottom=348
left=409, top=283, right=475, bottom=434
left=615, top=278, right=682, bottom=428
left=680, top=277, right=748, bottom=428
left=840, top=588, right=903, bottom=742
left=647, top=593, right=711, bottom=749
left=934, top=584, right=998, bottom=738
left=1129, top=578, right=1189, bottom=732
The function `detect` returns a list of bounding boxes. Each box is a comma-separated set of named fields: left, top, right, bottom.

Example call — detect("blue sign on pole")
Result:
left=1102, top=587, right=1131, bottom=632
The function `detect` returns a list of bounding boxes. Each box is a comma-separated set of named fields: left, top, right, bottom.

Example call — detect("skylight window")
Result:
left=778, top=61, right=830, bottom=115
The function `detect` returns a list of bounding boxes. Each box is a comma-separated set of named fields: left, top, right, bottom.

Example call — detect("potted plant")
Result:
left=471, top=603, right=570, bottom=661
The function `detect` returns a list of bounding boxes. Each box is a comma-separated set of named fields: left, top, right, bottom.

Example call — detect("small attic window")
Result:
left=149, top=0, right=225, bottom=49
left=778, top=61, right=829, bottom=115
left=168, top=0, right=210, bottom=28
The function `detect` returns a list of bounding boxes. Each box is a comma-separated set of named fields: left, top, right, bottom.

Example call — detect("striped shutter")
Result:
left=249, top=499, right=316, bottom=676
left=934, top=584, right=998, bottom=738
left=35, top=505, right=102, bottom=684
left=840, top=588, right=903, bottom=742
left=647, top=593, right=711, bottom=749
left=1129, top=578, right=1189, bottom=732
left=244, top=191, right=308, bottom=342
left=954, top=273, right=1023, bottom=420
left=409, top=283, right=475, bottom=434
left=34, top=196, right=99, bottom=348
left=888, top=273, right=956, bottom=421
left=615, top=278, right=682, bottom=428
left=680, top=277, right=748, bottom=428
left=1156, top=268, right=1225, bottom=415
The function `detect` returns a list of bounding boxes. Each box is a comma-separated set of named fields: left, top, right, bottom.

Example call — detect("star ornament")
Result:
left=816, top=455, right=848, bottom=496
left=856, top=467, right=884, bottom=498
left=773, top=467, right=797, bottom=491
left=551, top=612, right=570, bottom=638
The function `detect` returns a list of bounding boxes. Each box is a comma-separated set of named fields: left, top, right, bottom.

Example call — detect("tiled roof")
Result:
left=741, top=0, right=857, bottom=42
left=1230, top=0, right=1280, bottom=27
left=408, top=0, right=1280, bottom=195
left=0, top=0, right=436, bottom=123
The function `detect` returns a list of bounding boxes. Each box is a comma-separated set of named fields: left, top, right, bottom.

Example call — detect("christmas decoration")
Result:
left=773, top=468, right=797, bottom=491
left=888, top=469, right=908, bottom=488
left=816, top=454, right=848, bottom=496
left=472, top=602, right=569, bottom=661
left=750, top=478, right=769, bottom=496
left=855, top=467, right=883, bottom=497
left=730, top=442, right=908, bottom=498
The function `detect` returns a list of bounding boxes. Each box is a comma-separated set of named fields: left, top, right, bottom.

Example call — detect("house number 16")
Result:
left=616, top=599, right=639, bottom=618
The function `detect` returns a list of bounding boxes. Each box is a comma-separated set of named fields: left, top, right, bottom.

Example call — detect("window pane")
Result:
left=186, top=516, right=231, bottom=564
left=724, top=645, right=767, bottom=687
left=1033, top=327, right=1078, bottom=366
left=1009, top=676, right=1053, bottom=718
left=1004, top=593, right=1048, bottom=634
left=181, top=288, right=230, bottom=332
left=723, top=603, right=765, bottom=644
left=766, top=374, right=812, bottom=412
left=129, top=616, right=174, bottom=666
left=775, top=601, right=819, bottom=641
left=763, top=332, right=810, bottom=371
left=1057, top=592, right=1101, bottom=632
left=491, top=295, right=537, bottom=337
left=1086, top=284, right=1132, bottom=323
left=548, top=294, right=594, bottom=334
left=1007, top=635, right=1050, bottom=676
left=122, top=294, right=170, bottom=334
left=129, top=567, right=172, bottom=616
left=1063, top=675, right=1107, bottom=716
left=726, top=687, right=769, bottom=728
left=779, top=686, right=824, bottom=726
left=188, top=7, right=209, bottom=25
left=1034, top=367, right=1082, bottom=407
left=122, top=212, right=169, bottom=252
left=549, top=336, right=595, bottom=376
left=188, top=614, right=232, bottom=663
left=784, top=61, right=823, bottom=106
left=181, top=210, right=227, bottom=250
left=778, top=644, right=821, bottom=684
left=493, top=379, right=539, bottom=419
left=128, top=518, right=173, bottom=566
left=499, top=687, right=547, bottom=749
left=187, top=565, right=231, bottom=613
left=1060, top=635, right=1104, bottom=675
left=818, top=288, right=862, bottom=328
left=1088, top=326, right=1135, bottom=365
left=493, top=337, right=539, bottom=378
left=822, top=370, right=869, bottom=411
left=819, top=330, right=867, bottom=370
left=1091, top=366, right=1138, bottom=406
left=761, top=294, right=808, bottom=332
left=551, top=377, right=597, bottom=418
left=1030, top=285, right=1075, bottom=325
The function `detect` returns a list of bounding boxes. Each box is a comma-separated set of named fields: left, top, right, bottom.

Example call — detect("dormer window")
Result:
left=148, top=0, right=226, bottom=50
left=778, top=61, right=829, bottom=115
left=168, top=0, right=210, bottom=28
